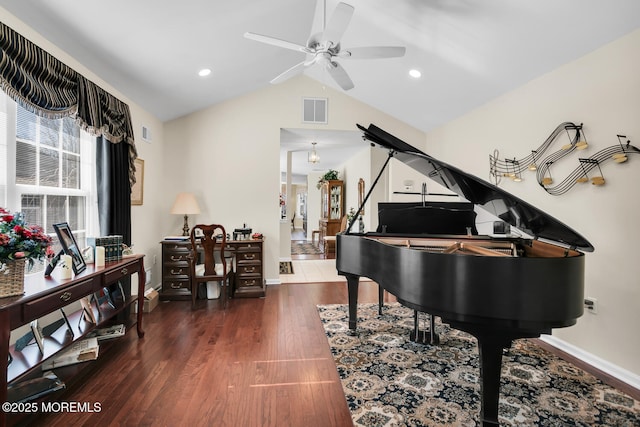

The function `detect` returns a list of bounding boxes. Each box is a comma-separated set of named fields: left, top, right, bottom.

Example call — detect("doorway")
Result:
left=290, top=186, right=325, bottom=259
left=280, top=128, right=364, bottom=261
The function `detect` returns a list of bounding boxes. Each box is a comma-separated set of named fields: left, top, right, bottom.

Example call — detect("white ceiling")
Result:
left=2, top=0, right=640, bottom=177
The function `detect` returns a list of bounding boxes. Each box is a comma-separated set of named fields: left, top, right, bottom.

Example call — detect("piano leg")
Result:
left=345, top=274, right=360, bottom=330
left=474, top=333, right=512, bottom=426
left=378, top=285, right=384, bottom=315
left=447, top=325, right=541, bottom=427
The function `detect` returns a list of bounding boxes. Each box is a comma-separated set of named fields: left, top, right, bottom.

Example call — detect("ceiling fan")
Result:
left=244, top=1, right=406, bottom=91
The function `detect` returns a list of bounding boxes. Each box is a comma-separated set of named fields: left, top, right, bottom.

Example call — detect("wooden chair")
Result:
left=188, top=224, right=234, bottom=309
left=322, top=215, right=348, bottom=257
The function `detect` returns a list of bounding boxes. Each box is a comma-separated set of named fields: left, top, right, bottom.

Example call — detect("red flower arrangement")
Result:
left=0, top=207, right=53, bottom=270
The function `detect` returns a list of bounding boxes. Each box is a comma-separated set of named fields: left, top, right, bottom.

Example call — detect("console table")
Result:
left=160, top=238, right=265, bottom=300
left=0, top=254, right=146, bottom=427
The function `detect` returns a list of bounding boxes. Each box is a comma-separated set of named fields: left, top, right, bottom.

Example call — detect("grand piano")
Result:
left=337, top=124, right=594, bottom=426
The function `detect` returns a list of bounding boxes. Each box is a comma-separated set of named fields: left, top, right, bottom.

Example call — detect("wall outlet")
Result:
left=584, top=297, right=598, bottom=314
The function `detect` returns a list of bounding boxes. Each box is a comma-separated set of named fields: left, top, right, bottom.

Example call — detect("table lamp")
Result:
left=170, top=192, right=201, bottom=236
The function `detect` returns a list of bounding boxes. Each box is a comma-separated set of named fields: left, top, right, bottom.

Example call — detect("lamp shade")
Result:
left=170, top=192, right=201, bottom=215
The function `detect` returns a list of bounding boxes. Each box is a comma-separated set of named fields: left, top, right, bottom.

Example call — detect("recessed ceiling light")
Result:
left=198, top=68, right=212, bottom=77
left=409, top=69, right=421, bottom=79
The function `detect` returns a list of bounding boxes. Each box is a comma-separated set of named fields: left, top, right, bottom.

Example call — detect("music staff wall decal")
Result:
left=490, top=124, right=639, bottom=196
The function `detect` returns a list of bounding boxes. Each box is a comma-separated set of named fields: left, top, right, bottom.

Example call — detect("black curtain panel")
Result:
left=96, top=136, right=132, bottom=246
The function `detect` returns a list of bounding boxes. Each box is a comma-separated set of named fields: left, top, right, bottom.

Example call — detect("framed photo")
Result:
left=30, top=320, right=45, bottom=354
left=53, top=222, right=87, bottom=275
left=59, top=308, right=74, bottom=338
left=80, top=296, right=97, bottom=324
left=131, top=158, right=144, bottom=206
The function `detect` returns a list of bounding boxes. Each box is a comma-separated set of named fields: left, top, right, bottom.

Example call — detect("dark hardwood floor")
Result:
left=12, top=276, right=639, bottom=426
left=18, top=281, right=392, bottom=427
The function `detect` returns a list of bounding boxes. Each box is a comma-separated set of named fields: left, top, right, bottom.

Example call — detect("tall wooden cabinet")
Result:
left=319, top=179, right=345, bottom=248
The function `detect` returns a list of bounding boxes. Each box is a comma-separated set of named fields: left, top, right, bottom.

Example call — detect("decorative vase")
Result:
left=0, top=258, right=26, bottom=298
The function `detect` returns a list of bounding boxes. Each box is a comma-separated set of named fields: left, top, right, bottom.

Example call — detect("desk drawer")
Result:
left=237, top=264, right=260, bottom=276
left=163, top=264, right=190, bottom=279
left=234, top=242, right=261, bottom=252
left=23, top=277, right=98, bottom=321
left=104, top=261, right=140, bottom=284
left=236, top=251, right=262, bottom=263
left=236, top=277, right=262, bottom=289
left=163, top=251, right=190, bottom=263
left=165, top=279, right=190, bottom=291
left=104, top=263, right=140, bottom=286
left=163, top=242, right=191, bottom=253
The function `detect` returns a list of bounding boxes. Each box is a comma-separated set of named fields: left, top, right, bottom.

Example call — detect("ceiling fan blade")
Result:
left=321, top=2, right=355, bottom=46
left=341, top=46, right=406, bottom=59
left=326, top=61, right=354, bottom=91
left=270, top=60, right=310, bottom=85
left=244, top=32, right=310, bottom=54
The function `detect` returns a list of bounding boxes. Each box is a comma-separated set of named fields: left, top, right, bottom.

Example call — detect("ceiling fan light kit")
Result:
left=244, top=2, right=406, bottom=91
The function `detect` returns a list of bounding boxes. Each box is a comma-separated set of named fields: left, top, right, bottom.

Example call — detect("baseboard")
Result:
left=541, top=335, right=640, bottom=390
left=265, top=279, right=280, bottom=285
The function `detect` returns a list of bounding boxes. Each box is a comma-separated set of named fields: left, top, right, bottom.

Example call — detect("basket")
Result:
left=0, top=259, right=26, bottom=298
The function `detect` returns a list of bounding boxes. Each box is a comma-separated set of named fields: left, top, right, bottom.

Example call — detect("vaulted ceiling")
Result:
left=2, top=0, right=639, bottom=176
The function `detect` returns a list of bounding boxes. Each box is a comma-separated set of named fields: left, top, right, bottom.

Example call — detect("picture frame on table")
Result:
left=53, top=222, right=87, bottom=275
left=30, top=320, right=45, bottom=354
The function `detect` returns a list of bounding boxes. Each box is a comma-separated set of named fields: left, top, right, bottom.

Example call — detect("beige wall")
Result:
left=163, top=76, right=425, bottom=281
left=422, top=29, right=640, bottom=379
left=340, top=146, right=373, bottom=231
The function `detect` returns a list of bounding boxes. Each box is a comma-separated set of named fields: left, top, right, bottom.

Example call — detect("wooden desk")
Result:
left=160, top=238, right=265, bottom=300
left=0, top=255, right=145, bottom=427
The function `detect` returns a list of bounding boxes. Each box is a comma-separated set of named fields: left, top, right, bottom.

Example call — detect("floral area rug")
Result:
left=318, top=303, right=640, bottom=426
left=291, top=240, right=323, bottom=255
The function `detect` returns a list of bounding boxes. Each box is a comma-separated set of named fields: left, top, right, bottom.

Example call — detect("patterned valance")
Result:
left=0, top=22, right=138, bottom=185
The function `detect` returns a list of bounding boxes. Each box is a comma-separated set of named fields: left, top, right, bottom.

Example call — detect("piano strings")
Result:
left=374, top=236, right=517, bottom=257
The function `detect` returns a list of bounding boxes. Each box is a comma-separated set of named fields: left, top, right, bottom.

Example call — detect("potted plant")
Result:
left=316, top=169, right=339, bottom=189
left=0, top=208, right=53, bottom=297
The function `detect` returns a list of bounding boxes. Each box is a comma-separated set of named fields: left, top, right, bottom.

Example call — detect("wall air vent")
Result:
left=302, top=98, right=327, bottom=124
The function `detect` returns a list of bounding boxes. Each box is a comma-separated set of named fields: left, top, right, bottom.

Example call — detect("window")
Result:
left=0, top=92, right=98, bottom=270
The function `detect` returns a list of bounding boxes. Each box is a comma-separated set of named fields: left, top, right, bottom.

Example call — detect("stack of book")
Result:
left=87, top=235, right=123, bottom=262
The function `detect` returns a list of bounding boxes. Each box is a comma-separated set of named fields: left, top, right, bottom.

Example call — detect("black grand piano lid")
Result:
left=358, top=123, right=594, bottom=252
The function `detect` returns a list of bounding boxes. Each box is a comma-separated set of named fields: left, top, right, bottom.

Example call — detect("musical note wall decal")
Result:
left=490, top=126, right=639, bottom=195
left=490, top=122, right=583, bottom=186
